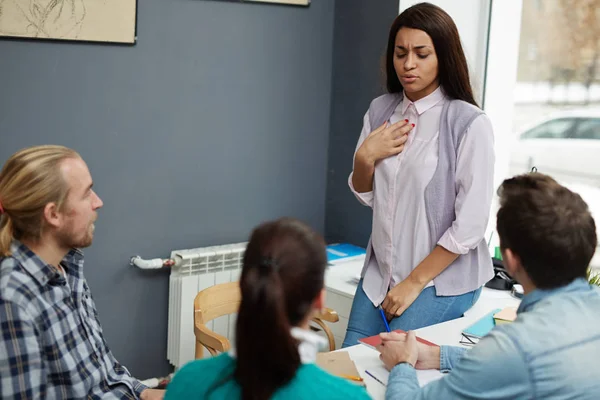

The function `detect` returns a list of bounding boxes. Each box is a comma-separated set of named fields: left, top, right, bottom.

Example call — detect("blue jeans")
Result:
left=341, top=279, right=482, bottom=348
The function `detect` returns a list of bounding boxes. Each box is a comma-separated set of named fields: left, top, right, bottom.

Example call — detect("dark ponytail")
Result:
left=235, top=260, right=299, bottom=400
left=235, top=218, right=327, bottom=400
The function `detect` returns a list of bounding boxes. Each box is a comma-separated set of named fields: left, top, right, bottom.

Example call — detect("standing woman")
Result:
left=342, top=2, right=495, bottom=347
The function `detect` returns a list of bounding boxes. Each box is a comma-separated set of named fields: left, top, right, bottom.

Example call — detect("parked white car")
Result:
left=508, top=108, right=600, bottom=187
left=509, top=110, right=600, bottom=269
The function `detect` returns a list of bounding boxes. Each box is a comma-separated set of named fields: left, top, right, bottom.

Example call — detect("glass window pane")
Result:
left=509, top=0, right=600, bottom=269
left=573, top=118, right=600, bottom=140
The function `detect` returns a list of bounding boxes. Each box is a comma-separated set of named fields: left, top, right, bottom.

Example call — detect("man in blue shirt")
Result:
left=379, top=173, right=600, bottom=399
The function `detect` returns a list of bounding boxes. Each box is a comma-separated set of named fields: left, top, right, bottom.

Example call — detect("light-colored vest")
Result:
left=365, top=93, right=493, bottom=295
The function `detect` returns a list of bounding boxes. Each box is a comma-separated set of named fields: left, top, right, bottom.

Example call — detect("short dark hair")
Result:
left=385, top=2, right=478, bottom=107
left=496, top=173, right=597, bottom=289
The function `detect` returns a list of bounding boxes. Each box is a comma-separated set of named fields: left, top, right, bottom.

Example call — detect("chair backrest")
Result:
left=193, top=281, right=240, bottom=358
left=194, top=281, right=241, bottom=324
left=193, top=281, right=339, bottom=358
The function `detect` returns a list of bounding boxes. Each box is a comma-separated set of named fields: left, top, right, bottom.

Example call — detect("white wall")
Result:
left=483, top=0, right=523, bottom=247
left=483, top=0, right=523, bottom=190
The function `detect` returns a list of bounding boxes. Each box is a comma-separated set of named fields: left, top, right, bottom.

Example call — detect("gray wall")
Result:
left=0, top=0, right=334, bottom=378
left=325, top=1, right=399, bottom=245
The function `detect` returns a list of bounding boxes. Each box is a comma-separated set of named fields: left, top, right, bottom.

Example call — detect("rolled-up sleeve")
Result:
left=348, top=111, right=375, bottom=208
left=438, top=114, right=495, bottom=255
left=440, top=345, right=467, bottom=372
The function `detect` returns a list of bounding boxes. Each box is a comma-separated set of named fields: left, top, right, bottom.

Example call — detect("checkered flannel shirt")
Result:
left=0, top=241, right=147, bottom=399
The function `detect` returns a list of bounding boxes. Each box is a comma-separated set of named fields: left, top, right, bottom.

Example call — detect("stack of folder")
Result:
left=326, top=243, right=366, bottom=264
left=493, top=307, right=517, bottom=325
left=461, top=307, right=517, bottom=345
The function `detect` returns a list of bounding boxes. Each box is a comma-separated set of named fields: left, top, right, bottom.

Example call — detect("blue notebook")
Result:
left=462, top=308, right=502, bottom=340
left=326, top=243, right=366, bottom=263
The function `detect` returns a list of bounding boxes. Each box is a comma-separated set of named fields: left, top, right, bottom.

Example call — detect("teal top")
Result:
left=165, top=353, right=370, bottom=400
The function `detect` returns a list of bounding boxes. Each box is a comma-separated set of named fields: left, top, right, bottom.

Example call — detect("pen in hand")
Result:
left=378, top=305, right=391, bottom=332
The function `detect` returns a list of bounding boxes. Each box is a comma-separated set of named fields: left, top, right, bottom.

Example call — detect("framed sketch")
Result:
left=215, top=0, right=310, bottom=6
left=0, top=0, right=137, bottom=44
left=245, top=0, right=309, bottom=4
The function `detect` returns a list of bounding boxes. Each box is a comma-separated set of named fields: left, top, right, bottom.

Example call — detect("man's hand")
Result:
left=377, top=331, right=441, bottom=370
left=140, top=389, right=165, bottom=400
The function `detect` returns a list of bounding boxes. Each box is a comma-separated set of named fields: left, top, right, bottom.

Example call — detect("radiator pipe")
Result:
left=130, top=255, right=178, bottom=269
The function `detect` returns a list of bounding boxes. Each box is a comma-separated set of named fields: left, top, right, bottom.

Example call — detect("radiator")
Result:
left=167, top=242, right=247, bottom=368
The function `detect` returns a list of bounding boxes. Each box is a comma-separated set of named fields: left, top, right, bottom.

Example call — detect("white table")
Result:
left=324, top=256, right=521, bottom=399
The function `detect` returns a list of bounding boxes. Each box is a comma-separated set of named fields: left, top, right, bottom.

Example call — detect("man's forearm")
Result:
left=385, top=347, right=467, bottom=400
left=440, top=345, right=467, bottom=372
left=386, top=364, right=420, bottom=400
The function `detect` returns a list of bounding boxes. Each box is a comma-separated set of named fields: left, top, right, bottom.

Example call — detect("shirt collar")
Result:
left=9, top=240, right=84, bottom=287
left=517, top=277, right=593, bottom=314
left=401, top=86, right=445, bottom=115
left=228, top=327, right=328, bottom=364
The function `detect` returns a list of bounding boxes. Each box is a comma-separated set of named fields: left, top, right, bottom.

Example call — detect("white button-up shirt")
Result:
left=348, top=87, right=495, bottom=305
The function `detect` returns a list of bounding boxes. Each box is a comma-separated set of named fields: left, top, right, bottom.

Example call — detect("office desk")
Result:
left=324, top=256, right=521, bottom=399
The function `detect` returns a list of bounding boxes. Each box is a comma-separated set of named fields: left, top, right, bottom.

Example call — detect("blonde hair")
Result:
left=0, top=145, right=80, bottom=256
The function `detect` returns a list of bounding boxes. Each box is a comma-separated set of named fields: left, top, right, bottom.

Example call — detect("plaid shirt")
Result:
left=0, top=241, right=147, bottom=399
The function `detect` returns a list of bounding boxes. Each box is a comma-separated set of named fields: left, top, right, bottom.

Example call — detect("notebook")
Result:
left=493, top=307, right=517, bottom=325
left=326, top=243, right=366, bottom=264
left=461, top=309, right=501, bottom=344
left=316, top=351, right=365, bottom=386
left=358, top=329, right=438, bottom=349
left=366, top=365, right=443, bottom=387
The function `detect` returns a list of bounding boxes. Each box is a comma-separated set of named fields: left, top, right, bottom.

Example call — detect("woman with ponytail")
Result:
left=165, top=218, right=369, bottom=400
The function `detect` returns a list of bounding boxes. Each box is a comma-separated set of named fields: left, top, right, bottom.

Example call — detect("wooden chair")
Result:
left=194, top=281, right=339, bottom=358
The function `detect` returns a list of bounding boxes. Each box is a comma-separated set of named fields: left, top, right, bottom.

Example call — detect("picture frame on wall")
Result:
left=245, top=0, right=310, bottom=5
left=0, top=0, right=138, bottom=44
left=213, top=0, right=310, bottom=6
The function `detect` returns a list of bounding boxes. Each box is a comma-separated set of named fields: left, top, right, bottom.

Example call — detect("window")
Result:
left=485, top=0, right=600, bottom=270
left=573, top=118, right=600, bottom=140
